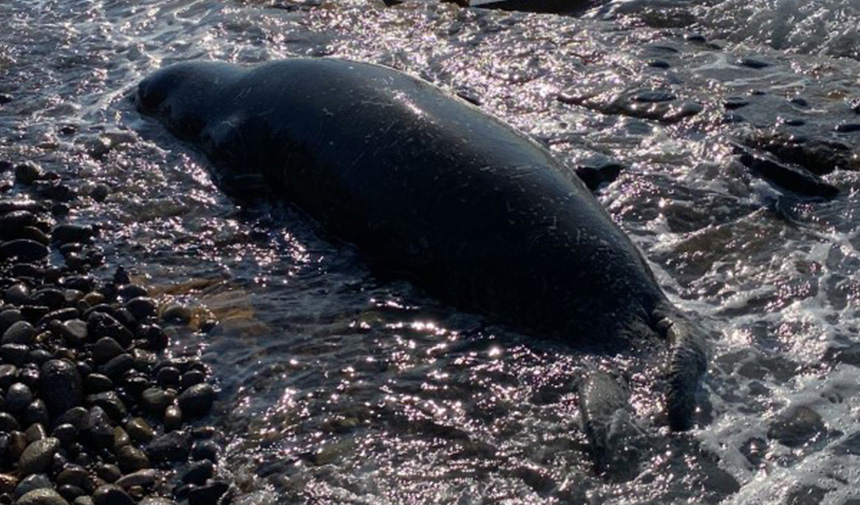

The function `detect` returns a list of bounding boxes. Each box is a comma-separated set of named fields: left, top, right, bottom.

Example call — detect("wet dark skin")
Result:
left=136, top=58, right=707, bottom=436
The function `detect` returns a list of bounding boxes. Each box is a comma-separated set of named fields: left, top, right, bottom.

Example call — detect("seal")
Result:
left=135, top=58, right=707, bottom=435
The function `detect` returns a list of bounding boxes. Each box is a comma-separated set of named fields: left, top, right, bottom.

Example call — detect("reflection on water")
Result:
left=2, top=0, right=860, bottom=503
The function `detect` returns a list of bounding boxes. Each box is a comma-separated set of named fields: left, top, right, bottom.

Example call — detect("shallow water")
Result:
left=2, top=0, right=860, bottom=503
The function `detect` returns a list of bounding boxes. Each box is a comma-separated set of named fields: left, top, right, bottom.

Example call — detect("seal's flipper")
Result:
left=654, top=307, right=708, bottom=431
left=580, top=371, right=644, bottom=480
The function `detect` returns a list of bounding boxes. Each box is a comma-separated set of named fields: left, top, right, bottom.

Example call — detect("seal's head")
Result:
left=136, top=61, right=241, bottom=140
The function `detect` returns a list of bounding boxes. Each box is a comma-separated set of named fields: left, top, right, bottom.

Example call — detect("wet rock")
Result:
left=18, top=438, right=60, bottom=475
left=181, top=460, right=214, bottom=485
left=86, top=392, right=127, bottom=421
left=115, top=469, right=157, bottom=489
left=188, top=480, right=229, bottom=505
left=177, top=384, right=215, bottom=418
left=0, top=308, right=23, bottom=333
left=92, top=337, right=124, bottom=363
left=40, top=359, right=83, bottom=419
left=17, top=488, right=69, bottom=505
left=724, top=97, right=750, bottom=110
left=100, top=353, right=134, bottom=379
left=737, top=57, right=771, bottom=69
left=139, top=498, right=179, bottom=505
left=190, top=440, right=219, bottom=463
left=767, top=405, right=825, bottom=447
left=0, top=239, right=49, bottom=262
left=834, top=123, right=860, bottom=133
left=164, top=405, right=182, bottom=432
left=146, top=431, right=191, bottom=465
left=7, top=382, right=34, bottom=413
left=87, top=313, right=133, bottom=348
left=125, top=418, right=154, bottom=443
left=85, top=373, right=114, bottom=394
left=92, top=484, right=134, bottom=505
left=781, top=118, right=805, bottom=126
left=14, top=162, right=43, bottom=185
left=125, top=297, right=156, bottom=320
left=140, top=388, right=171, bottom=414
left=180, top=370, right=205, bottom=389
left=51, top=224, right=95, bottom=245
left=0, top=411, right=18, bottom=431
left=59, top=319, right=88, bottom=346
left=25, top=423, right=47, bottom=442
left=55, top=466, right=87, bottom=488
left=84, top=406, right=115, bottom=448
left=51, top=424, right=78, bottom=447
left=734, top=146, right=838, bottom=198
left=647, top=59, right=671, bottom=69
left=116, top=445, right=150, bottom=473
left=633, top=90, right=675, bottom=103
left=2, top=320, right=36, bottom=345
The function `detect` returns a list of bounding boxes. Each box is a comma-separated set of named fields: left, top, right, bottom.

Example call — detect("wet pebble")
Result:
left=16, top=488, right=69, bottom=505
left=177, top=384, right=215, bottom=418
left=146, top=431, right=191, bottom=465
left=767, top=405, right=825, bottom=447
left=14, top=162, right=43, bottom=185
left=737, top=57, right=771, bottom=69
left=187, top=480, right=229, bottom=505
left=0, top=239, right=49, bottom=262
left=40, top=359, right=83, bottom=419
left=18, top=437, right=60, bottom=475
left=2, top=320, right=36, bottom=345
left=834, top=122, right=860, bottom=133
left=92, top=484, right=134, bottom=505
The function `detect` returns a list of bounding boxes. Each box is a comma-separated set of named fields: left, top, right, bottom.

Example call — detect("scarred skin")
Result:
left=135, top=58, right=706, bottom=432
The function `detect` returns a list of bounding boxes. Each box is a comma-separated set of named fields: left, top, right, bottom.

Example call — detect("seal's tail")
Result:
left=654, top=306, right=709, bottom=431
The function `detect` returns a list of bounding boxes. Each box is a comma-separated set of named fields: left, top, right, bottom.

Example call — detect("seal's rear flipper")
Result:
left=654, top=307, right=708, bottom=431
left=580, top=371, right=644, bottom=480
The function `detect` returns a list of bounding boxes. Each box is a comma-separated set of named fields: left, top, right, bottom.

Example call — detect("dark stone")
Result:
left=145, top=431, right=192, bottom=465
left=99, top=353, right=134, bottom=379
left=124, top=297, right=156, bottom=320
left=723, top=97, right=749, bottom=110
left=28, top=289, right=65, bottom=310
left=156, top=367, right=180, bottom=388
left=0, top=412, right=20, bottom=432
left=50, top=424, right=78, bottom=447
left=38, top=308, right=80, bottom=326
left=91, top=337, right=124, bottom=364
left=116, top=284, right=147, bottom=300
left=24, top=399, right=50, bottom=427
left=84, top=374, right=113, bottom=394
left=180, top=370, right=205, bottom=389
left=18, top=438, right=60, bottom=476
left=190, top=440, right=219, bottom=463
left=1, top=320, right=36, bottom=345
left=737, top=57, right=771, bottom=69
left=188, top=481, right=229, bottom=505
left=181, top=460, right=214, bottom=485
left=59, top=319, right=88, bottom=346
left=632, top=90, right=675, bottom=103
left=790, top=97, right=809, bottom=107
left=6, top=383, right=33, bottom=413
left=115, top=445, right=149, bottom=474
left=0, top=240, right=49, bottom=262
left=0, top=309, right=23, bottom=333
left=51, top=224, right=95, bottom=245
left=92, top=484, right=134, bottom=505
left=16, top=488, right=69, bottom=505
left=647, top=59, right=670, bottom=69
left=85, top=392, right=127, bottom=421
left=735, top=146, right=839, bottom=198
left=14, top=163, right=43, bottom=185
left=87, top=313, right=133, bottom=348
left=177, top=384, right=215, bottom=418
left=83, top=407, right=114, bottom=448
left=834, top=123, right=860, bottom=133
left=782, top=118, right=805, bottom=126
left=56, top=407, right=88, bottom=431
left=40, top=360, right=83, bottom=419
left=140, top=388, right=172, bottom=414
